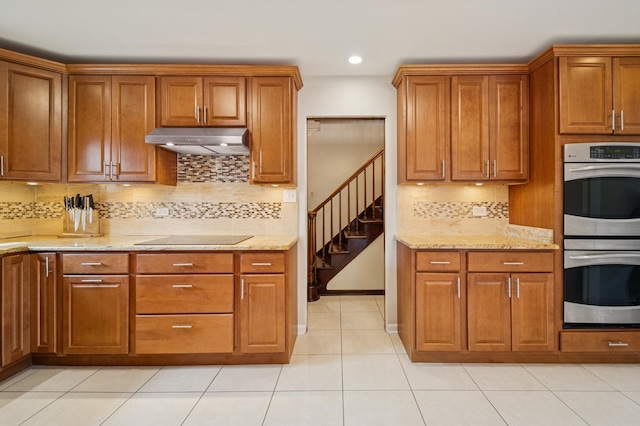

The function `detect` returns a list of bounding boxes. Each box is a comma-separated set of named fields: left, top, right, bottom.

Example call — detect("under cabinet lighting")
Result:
left=416, top=182, right=425, bottom=186
left=475, top=182, right=484, bottom=186
left=26, top=182, right=38, bottom=186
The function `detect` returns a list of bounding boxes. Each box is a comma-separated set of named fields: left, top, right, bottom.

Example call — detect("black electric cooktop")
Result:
left=135, top=235, right=253, bottom=245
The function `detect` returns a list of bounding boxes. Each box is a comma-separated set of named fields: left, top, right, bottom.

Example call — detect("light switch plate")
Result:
left=283, top=189, right=297, bottom=203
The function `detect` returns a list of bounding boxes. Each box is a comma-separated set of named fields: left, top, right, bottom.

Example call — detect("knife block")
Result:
left=61, top=209, right=101, bottom=237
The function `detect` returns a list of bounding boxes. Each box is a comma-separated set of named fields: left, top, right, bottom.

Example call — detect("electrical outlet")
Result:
left=283, top=189, right=297, bottom=203
left=155, top=207, right=169, bottom=217
left=472, top=206, right=487, bottom=217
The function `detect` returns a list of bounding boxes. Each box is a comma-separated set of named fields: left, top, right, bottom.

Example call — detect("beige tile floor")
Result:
left=1, top=295, right=640, bottom=425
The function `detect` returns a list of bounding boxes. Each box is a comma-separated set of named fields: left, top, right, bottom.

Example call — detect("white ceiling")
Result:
left=2, top=0, right=640, bottom=77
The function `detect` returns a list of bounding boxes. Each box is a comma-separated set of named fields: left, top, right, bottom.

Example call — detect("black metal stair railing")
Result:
left=307, top=148, right=384, bottom=301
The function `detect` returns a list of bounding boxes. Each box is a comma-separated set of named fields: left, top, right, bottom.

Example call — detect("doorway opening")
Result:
left=306, top=117, right=385, bottom=298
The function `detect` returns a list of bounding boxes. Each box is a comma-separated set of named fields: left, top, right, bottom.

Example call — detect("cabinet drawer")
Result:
left=135, top=314, right=233, bottom=354
left=62, top=253, right=129, bottom=274
left=240, top=253, right=285, bottom=273
left=136, top=275, right=234, bottom=314
left=416, top=251, right=460, bottom=272
left=561, top=331, right=640, bottom=353
left=467, top=251, right=553, bottom=272
left=135, top=253, right=234, bottom=274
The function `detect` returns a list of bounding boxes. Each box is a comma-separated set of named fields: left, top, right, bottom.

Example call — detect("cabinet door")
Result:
left=559, top=57, right=613, bottom=134
left=160, top=76, right=203, bottom=126
left=111, top=76, right=157, bottom=182
left=490, top=75, right=529, bottom=181
left=451, top=76, right=489, bottom=181
left=403, top=76, right=449, bottom=181
left=415, top=273, right=462, bottom=351
left=250, top=77, right=294, bottom=184
left=2, top=254, right=30, bottom=366
left=68, top=75, right=111, bottom=181
left=0, top=62, right=62, bottom=181
left=467, top=273, right=510, bottom=351
left=239, top=274, right=285, bottom=353
left=31, top=253, right=56, bottom=354
left=511, top=273, right=554, bottom=352
left=613, top=57, right=640, bottom=135
left=62, top=275, right=129, bottom=354
left=203, top=77, right=246, bottom=126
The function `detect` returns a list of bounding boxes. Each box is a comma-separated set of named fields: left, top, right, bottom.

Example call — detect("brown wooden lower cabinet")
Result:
left=135, top=314, right=233, bottom=354
left=397, top=243, right=557, bottom=360
left=62, top=275, right=129, bottom=354
left=415, top=272, right=462, bottom=352
left=2, top=253, right=31, bottom=366
left=239, top=273, right=286, bottom=353
left=467, top=272, right=554, bottom=352
left=30, top=253, right=57, bottom=354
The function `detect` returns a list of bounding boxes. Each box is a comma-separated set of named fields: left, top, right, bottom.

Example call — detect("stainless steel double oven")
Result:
left=563, top=142, right=640, bottom=328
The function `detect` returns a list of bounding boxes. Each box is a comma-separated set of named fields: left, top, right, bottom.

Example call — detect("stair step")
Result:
left=358, top=217, right=384, bottom=224
left=315, top=257, right=333, bottom=270
left=344, top=230, right=368, bottom=239
left=328, top=243, right=349, bottom=255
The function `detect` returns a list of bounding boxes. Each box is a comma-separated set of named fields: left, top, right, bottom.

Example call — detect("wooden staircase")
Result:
left=308, top=149, right=384, bottom=301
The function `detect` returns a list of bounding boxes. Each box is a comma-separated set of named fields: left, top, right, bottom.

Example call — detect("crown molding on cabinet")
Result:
left=0, top=47, right=66, bottom=73
left=392, top=64, right=528, bottom=88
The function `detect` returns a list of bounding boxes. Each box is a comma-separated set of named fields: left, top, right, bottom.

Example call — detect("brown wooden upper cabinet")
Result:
left=250, top=77, right=295, bottom=184
left=396, top=72, right=528, bottom=183
left=560, top=56, right=640, bottom=134
left=0, top=61, right=62, bottom=181
left=160, top=76, right=246, bottom=127
left=68, top=75, right=175, bottom=184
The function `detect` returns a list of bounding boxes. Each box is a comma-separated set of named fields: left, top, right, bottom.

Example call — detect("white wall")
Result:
left=297, top=76, right=398, bottom=333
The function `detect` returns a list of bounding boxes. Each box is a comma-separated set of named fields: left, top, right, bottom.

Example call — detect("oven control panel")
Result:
left=565, top=143, right=640, bottom=162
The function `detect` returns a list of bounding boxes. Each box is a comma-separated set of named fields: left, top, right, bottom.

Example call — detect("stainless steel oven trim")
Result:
left=564, top=163, right=640, bottom=180
left=564, top=301, right=640, bottom=324
left=564, top=215, right=640, bottom=237
left=564, top=250, right=640, bottom=269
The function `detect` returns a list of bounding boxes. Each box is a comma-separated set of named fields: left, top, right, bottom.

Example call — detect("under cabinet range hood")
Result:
left=145, top=127, right=249, bottom=155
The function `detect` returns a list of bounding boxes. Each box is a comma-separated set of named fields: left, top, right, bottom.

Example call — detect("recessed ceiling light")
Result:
left=348, top=55, right=363, bottom=65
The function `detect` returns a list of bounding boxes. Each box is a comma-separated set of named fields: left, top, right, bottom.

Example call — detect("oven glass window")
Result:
left=564, top=177, right=640, bottom=219
left=565, top=264, right=640, bottom=306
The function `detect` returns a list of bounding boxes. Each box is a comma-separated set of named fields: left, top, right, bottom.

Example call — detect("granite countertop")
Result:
left=0, top=235, right=299, bottom=255
left=396, top=234, right=559, bottom=250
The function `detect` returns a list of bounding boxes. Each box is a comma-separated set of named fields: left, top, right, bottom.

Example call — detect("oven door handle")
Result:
left=568, top=253, right=640, bottom=260
left=568, top=164, right=640, bottom=172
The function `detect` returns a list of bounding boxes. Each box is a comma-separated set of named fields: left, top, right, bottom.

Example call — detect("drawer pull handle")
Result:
left=80, top=262, right=103, bottom=266
left=430, top=261, right=450, bottom=265
left=241, top=278, right=245, bottom=300
left=608, top=341, right=629, bottom=347
left=172, top=284, right=193, bottom=288
left=74, top=284, right=119, bottom=288
left=251, top=262, right=272, bottom=266
left=171, top=325, right=193, bottom=329
left=172, top=263, right=194, bottom=267
left=503, top=262, right=524, bottom=265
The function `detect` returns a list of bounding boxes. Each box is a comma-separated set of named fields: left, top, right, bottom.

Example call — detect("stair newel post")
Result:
left=307, top=211, right=320, bottom=302
left=321, top=205, right=327, bottom=260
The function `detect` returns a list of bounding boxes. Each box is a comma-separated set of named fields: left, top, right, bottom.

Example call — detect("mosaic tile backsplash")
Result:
left=397, top=184, right=511, bottom=236
left=177, top=154, right=250, bottom=183
left=414, top=201, right=508, bottom=219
